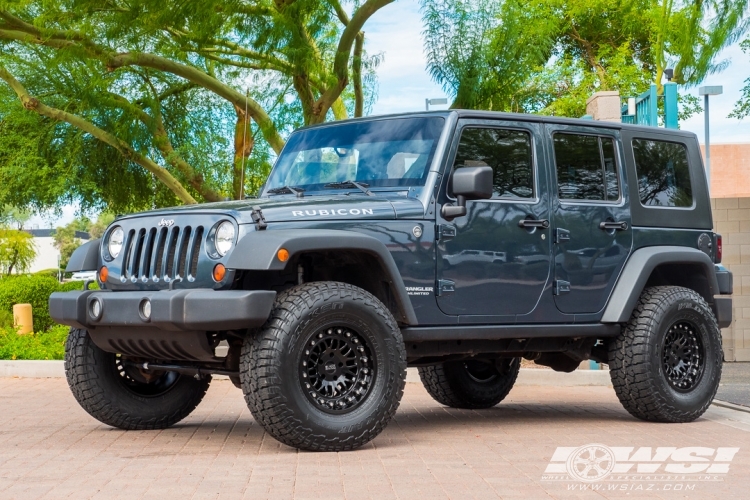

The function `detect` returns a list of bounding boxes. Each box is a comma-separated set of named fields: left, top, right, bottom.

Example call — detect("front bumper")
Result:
left=49, top=288, right=277, bottom=331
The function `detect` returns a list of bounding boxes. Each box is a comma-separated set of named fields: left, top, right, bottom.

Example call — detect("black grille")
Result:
left=122, top=225, right=204, bottom=281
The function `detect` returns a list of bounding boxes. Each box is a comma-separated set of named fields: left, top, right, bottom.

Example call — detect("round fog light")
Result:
left=90, top=299, right=103, bottom=321
left=139, top=299, right=151, bottom=321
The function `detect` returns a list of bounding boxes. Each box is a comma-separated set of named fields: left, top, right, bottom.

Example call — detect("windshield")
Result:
left=263, top=116, right=445, bottom=195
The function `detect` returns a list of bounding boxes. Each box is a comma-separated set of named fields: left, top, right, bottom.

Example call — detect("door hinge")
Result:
left=436, top=224, right=456, bottom=240
left=555, top=228, right=570, bottom=243
left=553, top=280, right=571, bottom=295
left=437, top=279, right=455, bottom=296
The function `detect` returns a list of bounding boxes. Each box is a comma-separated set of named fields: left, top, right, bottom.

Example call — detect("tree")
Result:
left=0, top=228, right=35, bottom=275
left=88, top=213, right=117, bottom=240
left=422, top=0, right=750, bottom=117
left=730, top=39, right=750, bottom=119
left=0, top=0, right=388, bottom=210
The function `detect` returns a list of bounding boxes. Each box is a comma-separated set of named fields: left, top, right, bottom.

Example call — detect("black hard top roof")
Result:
left=298, top=110, right=698, bottom=140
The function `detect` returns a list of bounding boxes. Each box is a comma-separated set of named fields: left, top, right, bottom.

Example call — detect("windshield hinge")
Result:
left=436, top=224, right=456, bottom=241
left=251, top=206, right=267, bottom=230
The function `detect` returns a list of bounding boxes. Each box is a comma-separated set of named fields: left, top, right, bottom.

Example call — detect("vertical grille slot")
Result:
left=140, top=228, right=157, bottom=279
left=130, top=229, right=146, bottom=278
left=176, top=226, right=192, bottom=278
left=153, top=227, right=168, bottom=279
left=122, top=229, right=136, bottom=278
left=188, top=226, right=204, bottom=278
left=164, top=227, right=180, bottom=279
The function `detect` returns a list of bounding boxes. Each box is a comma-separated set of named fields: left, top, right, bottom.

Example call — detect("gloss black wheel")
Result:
left=609, top=286, right=722, bottom=423
left=115, top=354, right=181, bottom=397
left=661, top=320, right=705, bottom=392
left=300, top=326, right=375, bottom=414
left=418, top=357, right=521, bottom=409
left=241, top=282, right=406, bottom=452
left=65, top=328, right=211, bottom=430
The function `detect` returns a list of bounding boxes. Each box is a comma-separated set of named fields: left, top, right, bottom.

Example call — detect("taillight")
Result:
left=715, top=233, right=722, bottom=263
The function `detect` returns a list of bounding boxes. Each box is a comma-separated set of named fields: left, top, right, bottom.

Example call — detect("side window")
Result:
left=453, top=128, right=534, bottom=199
left=553, top=133, right=620, bottom=202
left=632, top=139, right=693, bottom=208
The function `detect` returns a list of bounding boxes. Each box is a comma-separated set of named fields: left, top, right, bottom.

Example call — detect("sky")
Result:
left=27, top=0, right=750, bottom=228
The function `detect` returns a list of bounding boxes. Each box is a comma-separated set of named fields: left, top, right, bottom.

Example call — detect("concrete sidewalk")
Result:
left=1, top=377, right=749, bottom=499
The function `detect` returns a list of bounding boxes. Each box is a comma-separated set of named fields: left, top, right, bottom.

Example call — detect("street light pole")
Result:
left=425, top=97, right=448, bottom=111
left=698, top=86, right=723, bottom=192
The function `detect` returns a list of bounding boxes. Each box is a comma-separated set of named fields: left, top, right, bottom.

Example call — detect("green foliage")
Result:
left=0, top=228, right=35, bottom=276
left=0, top=0, right=388, bottom=210
left=0, top=324, right=69, bottom=360
left=0, top=275, right=90, bottom=332
left=88, top=212, right=116, bottom=239
left=730, top=39, right=750, bottom=119
left=422, top=0, right=750, bottom=118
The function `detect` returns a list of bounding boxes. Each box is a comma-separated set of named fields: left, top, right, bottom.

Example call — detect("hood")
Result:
left=124, top=195, right=425, bottom=224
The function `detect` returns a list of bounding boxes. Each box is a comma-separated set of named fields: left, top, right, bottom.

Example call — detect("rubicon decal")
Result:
left=542, top=444, right=740, bottom=483
left=292, top=208, right=375, bottom=217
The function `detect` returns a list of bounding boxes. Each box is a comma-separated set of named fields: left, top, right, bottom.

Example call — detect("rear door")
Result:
left=546, top=125, right=633, bottom=314
left=435, top=119, right=551, bottom=318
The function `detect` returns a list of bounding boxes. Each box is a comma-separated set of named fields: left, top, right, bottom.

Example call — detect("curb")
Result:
left=405, top=367, right=612, bottom=386
left=0, top=361, right=613, bottom=385
left=0, top=360, right=65, bottom=378
left=712, top=399, right=750, bottom=414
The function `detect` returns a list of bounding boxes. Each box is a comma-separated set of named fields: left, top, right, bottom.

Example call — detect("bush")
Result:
left=0, top=324, right=69, bottom=360
left=0, top=275, right=93, bottom=331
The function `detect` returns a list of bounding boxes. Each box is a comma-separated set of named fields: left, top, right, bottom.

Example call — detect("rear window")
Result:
left=632, top=139, right=693, bottom=208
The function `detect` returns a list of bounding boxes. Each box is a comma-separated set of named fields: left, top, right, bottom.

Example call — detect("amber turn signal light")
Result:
left=99, top=266, right=108, bottom=282
left=277, top=248, right=289, bottom=262
left=213, top=263, right=226, bottom=282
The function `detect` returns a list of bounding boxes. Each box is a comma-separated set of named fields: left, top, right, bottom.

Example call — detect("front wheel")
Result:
left=240, top=282, right=407, bottom=452
left=418, top=357, right=521, bottom=409
left=65, top=328, right=211, bottom=430
left=608, top=286, right=723, bottom=422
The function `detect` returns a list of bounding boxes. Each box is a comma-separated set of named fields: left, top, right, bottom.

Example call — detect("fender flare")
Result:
left=226, top=229, right=418, bottom=325
left=601, top=246, right=719, bottom=323
left=65, top=239, right=101, bottom=273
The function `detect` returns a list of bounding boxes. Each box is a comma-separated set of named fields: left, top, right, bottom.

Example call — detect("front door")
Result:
left=436, top=120, right=551, bottom=318
left=547, top=126, right=633, bottom=314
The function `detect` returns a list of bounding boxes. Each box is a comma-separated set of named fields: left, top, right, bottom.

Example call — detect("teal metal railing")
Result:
left=620, top=82, right=679, bottom=129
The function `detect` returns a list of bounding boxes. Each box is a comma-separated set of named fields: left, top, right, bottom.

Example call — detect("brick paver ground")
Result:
left=2, top=378, right=750, bottom=500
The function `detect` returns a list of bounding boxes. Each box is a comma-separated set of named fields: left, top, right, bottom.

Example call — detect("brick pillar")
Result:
left=586, top=91, right=622, bottom=123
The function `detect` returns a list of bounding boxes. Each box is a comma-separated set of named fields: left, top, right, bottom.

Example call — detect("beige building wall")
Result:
left=701, top=143, right=750, bottom=198
left=711, top=197, right=750, bottom=361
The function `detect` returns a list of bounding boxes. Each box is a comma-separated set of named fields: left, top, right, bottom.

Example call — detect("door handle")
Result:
left=599, top=220, right=628, bottom=231
left=518, top=218, right=550, bottom=229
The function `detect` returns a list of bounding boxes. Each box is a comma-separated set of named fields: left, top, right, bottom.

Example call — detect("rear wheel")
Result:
left=608, top=286, right=722, bottom=422
left=418, top=357, right=521, bottom=409
left=65, top=328, right=211, bottom=430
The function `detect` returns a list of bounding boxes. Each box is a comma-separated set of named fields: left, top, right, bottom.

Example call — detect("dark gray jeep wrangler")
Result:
left=50, top=111, right=733, bottom=451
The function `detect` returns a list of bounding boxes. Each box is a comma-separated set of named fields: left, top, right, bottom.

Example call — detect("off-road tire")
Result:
left=418, top=357, right=521, bottom=409
left=608, top=286, right=722, bottom=422
left=240, top=282, right=406, bottom=452
left=65, top=328, right=211, bottom=430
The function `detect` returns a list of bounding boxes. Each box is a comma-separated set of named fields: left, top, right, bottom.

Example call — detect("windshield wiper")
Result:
left=324, top=180, right=373, bottom=196
left=266, top=185, right=305, bottom=198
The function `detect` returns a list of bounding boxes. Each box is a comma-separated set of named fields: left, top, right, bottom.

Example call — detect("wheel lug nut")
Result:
left=328, top=329, right=332, bottom=334
left=345, top=331, right=351, bottom=337
left=306, top=383, right=311, bottom=389
left=338, top=329, right=343, bottom=334
left=318, top=333, right=323, bottom=338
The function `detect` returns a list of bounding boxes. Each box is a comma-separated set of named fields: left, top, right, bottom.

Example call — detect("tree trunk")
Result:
left=233, top=106, right=255, bottom=200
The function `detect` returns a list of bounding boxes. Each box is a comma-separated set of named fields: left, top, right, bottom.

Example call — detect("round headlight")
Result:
left=215, top=221, right=235, bottom=256
left=108, top=226, right=124, bottom=259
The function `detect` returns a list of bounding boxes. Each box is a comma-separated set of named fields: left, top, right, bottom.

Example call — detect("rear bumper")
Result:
left=714, top=295, right=733, bottom=329
left=49, top=288, right=276, bottom=331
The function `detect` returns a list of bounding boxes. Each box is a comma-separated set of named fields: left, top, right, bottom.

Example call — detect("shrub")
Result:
left=0, top=275, right=94, bottom=331
left=0, top=324, right=69, bottom=360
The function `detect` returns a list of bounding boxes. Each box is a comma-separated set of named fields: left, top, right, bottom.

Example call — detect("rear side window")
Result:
left=553, top=133, right=620, bottom=201
left=632, top=139, right=693, bottom=207
left=453, top=128, right=534, bottom=199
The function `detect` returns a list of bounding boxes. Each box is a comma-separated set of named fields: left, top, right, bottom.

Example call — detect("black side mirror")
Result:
left=441, top=166, right=493, bottom=219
